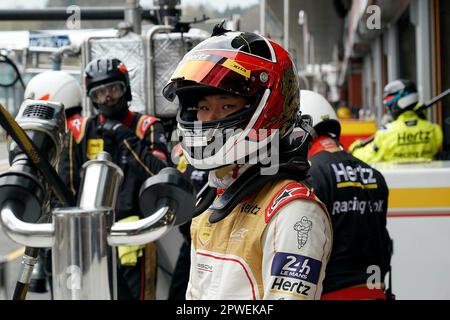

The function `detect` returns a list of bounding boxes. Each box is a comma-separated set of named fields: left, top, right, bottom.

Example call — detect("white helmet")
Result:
left=300, top=90, right=341, bottom=138
left=24, top=70, right=82, bottom=111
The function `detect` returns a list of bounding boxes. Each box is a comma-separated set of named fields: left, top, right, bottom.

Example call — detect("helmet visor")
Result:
left=163, top=52, right=268, bottom=102
left=88, top=81, right=126, bottom=104
left=383, top=94, right=397, bottom=106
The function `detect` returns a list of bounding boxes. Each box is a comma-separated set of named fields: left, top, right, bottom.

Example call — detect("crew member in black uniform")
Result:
left=168, top=144, right=208, bottom=300
left=59, top=58, right=170, bottom=300
left=300, top=90, right=393, bottom=300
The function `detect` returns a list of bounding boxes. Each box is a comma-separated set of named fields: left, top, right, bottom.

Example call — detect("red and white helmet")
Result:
left=163, top=31, right=300, bottom=170
left=24, top=70, right=82, bottom=111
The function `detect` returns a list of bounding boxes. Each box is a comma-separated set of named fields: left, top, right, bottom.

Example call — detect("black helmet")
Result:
left=84, top=58, right=132, bottom=103
left=383, top=79, right=419, bottom=119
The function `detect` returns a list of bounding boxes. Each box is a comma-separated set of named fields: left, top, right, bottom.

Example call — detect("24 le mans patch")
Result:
left=270, top=252, right=321, bottom=284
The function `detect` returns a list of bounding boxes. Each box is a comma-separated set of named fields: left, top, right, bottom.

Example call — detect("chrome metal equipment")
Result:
left=0, top=100, right=70, bottom=300
left=51, top=152, right=123, bottom=300
left=0, top=153, right=195, bottom=300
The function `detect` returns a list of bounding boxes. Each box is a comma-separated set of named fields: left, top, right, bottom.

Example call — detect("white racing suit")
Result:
left=187, top=179, right=333, bottom=300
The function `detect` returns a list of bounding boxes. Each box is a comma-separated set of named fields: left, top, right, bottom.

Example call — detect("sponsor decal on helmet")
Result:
left=118, top=62, right=127, bottom=74
left=222, top=59, right=251, bottom=79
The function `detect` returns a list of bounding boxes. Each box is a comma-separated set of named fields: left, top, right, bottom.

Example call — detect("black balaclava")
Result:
left=97, top=95, right=129, bottom=120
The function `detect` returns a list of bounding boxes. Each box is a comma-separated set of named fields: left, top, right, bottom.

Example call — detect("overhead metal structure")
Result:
left=261, top=0, right=344, bottom=68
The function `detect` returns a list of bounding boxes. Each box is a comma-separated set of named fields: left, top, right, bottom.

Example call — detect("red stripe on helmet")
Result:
left=38, top=93, right=50, bottom=100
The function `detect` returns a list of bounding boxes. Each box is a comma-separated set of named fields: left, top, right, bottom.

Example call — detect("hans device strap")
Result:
left=193, top=161, right=310, bottom=224
left=208, top=162, right=310, bottom=223
left=194, top=118, right=313, bottom=224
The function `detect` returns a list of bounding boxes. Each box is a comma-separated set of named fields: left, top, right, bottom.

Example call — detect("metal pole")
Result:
left=0, top=8, right=155, bottom=21
left=283, top=0, right=290, bottom=50
left=310, top=36, right=315, bottom=69
left=125, top=0, right=142, bottom=34
left=299, top=10, right=309, bottom=70
left=412, top=0, right=432, bottom=102
left=386, top=24, right=400, bottom=82
left=50, top=45, right=80, bottom=71
left=260, top=0, right=266, bottom=36
left=372, top=37, right=383, bottom=124
left=363, top=54, right=373, bottom=118
left=51, top=152, right=123, bottom=300
left=145, top=25, right=174, bottom=115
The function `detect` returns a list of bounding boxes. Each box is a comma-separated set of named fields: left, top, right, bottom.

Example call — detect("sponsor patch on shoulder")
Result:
left=136, top=115, right=159, bottom=139
left=265, top=182, right=313, bottom=223
left=141, top=116, right=157, bottom=132
left=270, top=252, right=321, bottom=285
left=68, top=116, right=86, bottom=144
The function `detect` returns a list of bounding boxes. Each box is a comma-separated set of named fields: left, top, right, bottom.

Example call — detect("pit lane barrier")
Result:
left=375, top=160, right=450, bottom=299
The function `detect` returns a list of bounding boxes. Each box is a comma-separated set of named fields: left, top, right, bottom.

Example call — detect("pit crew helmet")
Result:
left=383, top=79, right=419, bottom=120
left=24, top=70, right=82, bottom=112
left=300, top=90, right=341, bottom=138
left=84, top=58, right=132, bottom=119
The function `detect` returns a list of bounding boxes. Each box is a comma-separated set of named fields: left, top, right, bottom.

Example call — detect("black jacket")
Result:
left=306, top=136, right=392, bottom=294
left=59, top=111, right=170, bottom=221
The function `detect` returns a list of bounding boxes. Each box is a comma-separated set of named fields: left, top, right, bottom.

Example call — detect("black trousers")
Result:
left=168, top=240, right=191, bottom=300
left=117, top=257, right=143, bottom=300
